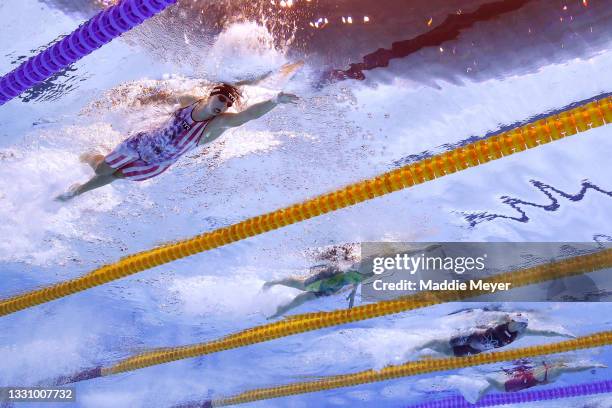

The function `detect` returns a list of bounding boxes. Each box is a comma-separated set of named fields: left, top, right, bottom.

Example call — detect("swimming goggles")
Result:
left=216, top=94, right=233, bottom=108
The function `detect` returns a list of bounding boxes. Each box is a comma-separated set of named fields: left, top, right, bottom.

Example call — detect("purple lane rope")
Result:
left=0, top=0, right=177, bottom=105
left=405, top=379, right=612, bottom=408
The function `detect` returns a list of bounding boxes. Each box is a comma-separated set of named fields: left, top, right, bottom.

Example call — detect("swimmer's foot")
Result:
left=266, top=310, right=283, bottom=320
left=79, top=152, right=104, bottom=169
left=55, top=184, right=81, bottom=202
left=261, top=281, right=276, bottom=291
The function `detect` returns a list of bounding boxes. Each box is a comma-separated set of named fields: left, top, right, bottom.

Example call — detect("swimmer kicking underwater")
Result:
left=472, top=358, right=606, bottom=402
left=263, top=263, right=375, bottom=319
left=56, top=64, right=301, bottom=201
left=263, top=244, right=442, bottom=319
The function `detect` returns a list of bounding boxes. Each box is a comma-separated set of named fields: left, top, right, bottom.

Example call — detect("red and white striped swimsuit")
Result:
left=104, top=102, right=211, bottom=181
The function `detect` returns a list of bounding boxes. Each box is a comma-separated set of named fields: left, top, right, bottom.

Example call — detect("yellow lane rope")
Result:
left=1, top=96, right=610, bottom=317
left=100, top=248, right=611, bottom=376
left=210, top=331, right=612, bottom=406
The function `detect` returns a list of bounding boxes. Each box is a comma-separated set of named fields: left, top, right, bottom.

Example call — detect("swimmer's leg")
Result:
left=484, top=374, right=505, bottom=392
left=347, top=284, right=358, bottom=308
left=262, top=277, right=307, bottom=291
left=466, top=380, right=494, bottom=404
left=56, top=161, right=122, bottom=201
left=417, top=338, right=453, bottom=356
left=268, top=292, right=318, bottom=319
left=72, top=173, right=120, bottom=197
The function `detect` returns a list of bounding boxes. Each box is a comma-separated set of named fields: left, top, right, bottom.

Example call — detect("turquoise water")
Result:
left=0, top=0, right=611, bottom=407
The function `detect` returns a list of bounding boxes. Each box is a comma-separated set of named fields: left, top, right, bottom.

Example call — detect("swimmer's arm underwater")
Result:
left=233, top=70, right=274, bottom=87
left=346, top=284, right=358, bottom=308
left=178, top=94, right=199, bottom=107
left=233, top=61, right=304, bottom=87
left=134, top=91, right=198, bottom=108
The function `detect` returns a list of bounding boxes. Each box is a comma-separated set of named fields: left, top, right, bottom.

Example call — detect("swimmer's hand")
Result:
left=280, top=60, right=305, bottom=75
left=274, top=92, right=299, bottom=105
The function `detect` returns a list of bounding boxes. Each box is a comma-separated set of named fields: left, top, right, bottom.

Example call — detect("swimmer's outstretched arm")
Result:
left=556, top=362, right=607, bottom=373
left=214, top=92, right=299, bottom=129
left=525, top=327, right=575, bottom=338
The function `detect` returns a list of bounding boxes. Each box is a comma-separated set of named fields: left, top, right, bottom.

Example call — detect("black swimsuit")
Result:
left=450, top=322, right=518, bottom=356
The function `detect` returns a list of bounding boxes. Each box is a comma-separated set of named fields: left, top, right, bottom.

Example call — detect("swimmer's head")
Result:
left=208, top=83, right=242, bottom=115
left=507, top=315, right=528, bottom=334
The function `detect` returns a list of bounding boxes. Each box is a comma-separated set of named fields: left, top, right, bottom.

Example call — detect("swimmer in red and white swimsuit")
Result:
left=56, top=75, right=300, bottom=201
left=463, top=359, right=607, bottom=403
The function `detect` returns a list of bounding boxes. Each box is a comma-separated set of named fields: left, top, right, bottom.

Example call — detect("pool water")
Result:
left=0, top=0, right=611, bottom=407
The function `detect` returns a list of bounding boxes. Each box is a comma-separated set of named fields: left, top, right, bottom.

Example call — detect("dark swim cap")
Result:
left=210, top=83, right=242, bottom=104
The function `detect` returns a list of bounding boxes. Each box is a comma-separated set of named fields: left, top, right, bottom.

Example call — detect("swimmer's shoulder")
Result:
left=196, top=112, right=233, bottom=144
left=198, top=125, right=224, bottom=145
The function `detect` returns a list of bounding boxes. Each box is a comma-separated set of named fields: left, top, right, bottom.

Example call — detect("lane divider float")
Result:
left=202, top=332, right=612, bottom=406
left=0, top=0, right=177, bottom=105
left=48, top=248, right=610, bottom=383
left=1, top=96, right=610, bottom=317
